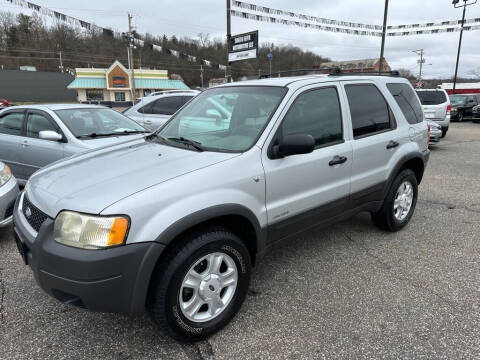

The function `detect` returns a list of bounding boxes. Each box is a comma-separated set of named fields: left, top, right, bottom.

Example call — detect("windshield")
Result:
left=449, top=95, right=467, bottom=106
left=55, top=108, right=146, bottom=138
left=416, top=90, right=447, bottom=105
left=157, top=86, right=287, bottom=152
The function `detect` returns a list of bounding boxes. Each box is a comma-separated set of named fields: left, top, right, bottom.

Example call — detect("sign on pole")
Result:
left=228, top=30, right=258, bottom=62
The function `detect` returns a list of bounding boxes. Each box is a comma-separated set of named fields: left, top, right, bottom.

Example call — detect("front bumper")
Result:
left=12, top=195, right=165, bottom=315
left=0, top=177, right=19, bottom=227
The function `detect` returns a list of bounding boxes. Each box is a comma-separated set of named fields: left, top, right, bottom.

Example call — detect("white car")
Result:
left=124, top=90, right=200, bottom=131
left=416, top=89, right=451, bottom=138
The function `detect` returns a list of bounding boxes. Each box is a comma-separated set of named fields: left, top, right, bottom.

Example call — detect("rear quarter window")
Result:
left=387, top=83, right=424, bottom=124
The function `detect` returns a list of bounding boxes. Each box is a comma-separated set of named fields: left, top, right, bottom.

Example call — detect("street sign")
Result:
left=228, top=30, right=258, bottom=62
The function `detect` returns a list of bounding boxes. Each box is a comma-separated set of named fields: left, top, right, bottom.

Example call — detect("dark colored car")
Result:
left=449, top=94, right=479, bottom=122
left=473, top=103, right=480, bottom=123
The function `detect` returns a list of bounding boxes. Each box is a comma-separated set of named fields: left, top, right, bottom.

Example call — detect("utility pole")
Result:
left=58, top=51, right=64, bottom=73
left=413, top=49, right=425, bottom=85
left=128, top=13, right=137, bottom=103
left=379, top=0, right=389, bottom=73
left=226, top=0, right=232, bottom=82
left=452, top=0, right=477, bottom=94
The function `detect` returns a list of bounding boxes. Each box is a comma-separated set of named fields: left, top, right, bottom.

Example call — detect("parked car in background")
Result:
left=0, top=161, right=19, bottom=228
left=472, top=104, right=480, bottom=123
left=0, top=99, right=9, bottom=109
left=0, top=104, right=147, bottom=184
left=426, top=119, right=442, bottom=146
left=124, top=90, right=200, bottom=131
left=416, top=89, right=450, bottom=137
left=449, top=94, right=478, bottom=122
left=147, top=89, right=199, bottom=98
left=13, top=74, right=429, bottom=342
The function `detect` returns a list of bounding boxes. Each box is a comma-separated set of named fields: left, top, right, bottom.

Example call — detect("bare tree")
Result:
left=197, top=32, right=210, bottom=47
left=470, top=67, right=480, bottom=79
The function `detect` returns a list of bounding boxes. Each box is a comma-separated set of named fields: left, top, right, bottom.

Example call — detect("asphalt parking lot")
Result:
left=1, top=122, right=479, bottom=359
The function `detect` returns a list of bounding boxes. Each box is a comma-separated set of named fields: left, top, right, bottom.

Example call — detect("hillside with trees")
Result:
left=0, top=12, right=329, bottom=87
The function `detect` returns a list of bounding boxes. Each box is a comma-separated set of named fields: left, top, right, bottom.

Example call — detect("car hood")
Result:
left=26, top=138, right=239, bottom=217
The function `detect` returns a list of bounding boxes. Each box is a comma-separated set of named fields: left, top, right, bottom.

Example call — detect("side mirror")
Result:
left=272, top=134, right=315, bottom=158
left=39, top=130, right=63, bottom=141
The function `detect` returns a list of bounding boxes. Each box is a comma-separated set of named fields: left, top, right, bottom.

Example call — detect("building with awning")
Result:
left=67, top=60, right=189, bottom=105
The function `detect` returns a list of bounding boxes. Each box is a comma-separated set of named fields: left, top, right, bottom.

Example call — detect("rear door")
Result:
left=340, top=80, right=403, bottom=205
left=263, top=82, right=352, bottom=242
left=417, top=90, right=448, bottom=121
left=0, top=110, right=26, bottom=179
left=137, top=95, right=185, bottom=130
left=466, top=95, right=478, bottom=116
left=19, top=110, right=66, bottom=178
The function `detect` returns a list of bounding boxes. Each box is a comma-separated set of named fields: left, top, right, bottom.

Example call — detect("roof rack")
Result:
left=328, top=67, right=400, bottom=77
left=258, top=67, right=400, bottom=79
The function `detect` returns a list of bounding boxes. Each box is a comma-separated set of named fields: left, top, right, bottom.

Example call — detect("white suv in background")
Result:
left=415, top=89, right=451, bottom=138
left=124, top=90, right=200, bottom=131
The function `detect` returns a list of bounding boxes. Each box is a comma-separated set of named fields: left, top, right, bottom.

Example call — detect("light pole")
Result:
left=379, top=0, right=389, bottom=73
left=267, top=52, right=273, bottom=77
left=452, top=0, right=477, bottom=94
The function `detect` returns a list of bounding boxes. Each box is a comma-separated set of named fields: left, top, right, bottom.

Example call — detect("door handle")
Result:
left=329, top=155, right=347, bottom=166
left=386, top=140, right=399, bottom=149
left=21, top=141, right=29, bottom=148
left=144, top=120, right=153, bottom=125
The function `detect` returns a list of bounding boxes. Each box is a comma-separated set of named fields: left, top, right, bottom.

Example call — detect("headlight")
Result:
left=54, top=211, right=129, bottom=249
left=0, top=164, right=12, bottom=187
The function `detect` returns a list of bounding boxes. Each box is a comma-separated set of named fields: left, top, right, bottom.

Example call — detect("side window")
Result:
left=387, top=83, right=424, bottom=124
left=181, top=96, right=194, bottom=106
left=150, top=96, right=183, bottom=115
left=345, top=84, right=395, bottom=138
left=0, top=112, right=24, bottom=136
left=26, top=113, right=57, bottom=139
left=281, top=87, right=343, bottom=147
left=468, top=96, right=478, bottom=105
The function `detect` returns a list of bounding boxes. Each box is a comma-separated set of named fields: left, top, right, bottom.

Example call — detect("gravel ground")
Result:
left=1, top=122, right=479, bottom=359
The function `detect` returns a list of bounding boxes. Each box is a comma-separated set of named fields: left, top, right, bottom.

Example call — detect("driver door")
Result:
left=19, top=110, right=66, bottom=178
left=262, top=83, right=353, bottom=243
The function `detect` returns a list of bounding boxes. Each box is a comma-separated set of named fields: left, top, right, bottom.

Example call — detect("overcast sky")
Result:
left=3, top=0, right=480, bottom=79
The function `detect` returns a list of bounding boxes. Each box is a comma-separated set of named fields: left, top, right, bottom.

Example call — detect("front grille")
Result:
left=22, top=196, right=48, bottom=232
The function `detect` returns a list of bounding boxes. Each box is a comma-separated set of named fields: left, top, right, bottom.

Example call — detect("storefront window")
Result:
left=115, top=92, right=126, bottom=102
left=86, top=89, right=104, bottom=101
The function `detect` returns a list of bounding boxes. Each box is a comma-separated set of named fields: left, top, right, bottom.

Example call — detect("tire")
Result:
left=457, top=111, right=464, bottom=122
left=148, top=227, right=251, bottom=342
left=371, top=169, right=418, bottom=232
left=441, top=128, right=448, bottom=138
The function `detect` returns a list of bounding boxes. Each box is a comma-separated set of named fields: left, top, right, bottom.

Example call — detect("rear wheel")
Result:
left=457, top=111, right=464, bottom=122
left=371, top=169, right=418, bottom=232
left=441, top=128, right=448, bottom=138
left=148, top=227, right=251, bottom=342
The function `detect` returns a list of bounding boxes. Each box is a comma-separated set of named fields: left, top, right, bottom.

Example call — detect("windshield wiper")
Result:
left=77, top=130, right=146, bottom=139
left=167, top=137, right=205, bottom=152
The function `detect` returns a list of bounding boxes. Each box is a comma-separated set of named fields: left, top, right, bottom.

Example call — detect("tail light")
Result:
left=446, top=104, right=451, bottom=115
left=427, top=124, right=431, bottom=146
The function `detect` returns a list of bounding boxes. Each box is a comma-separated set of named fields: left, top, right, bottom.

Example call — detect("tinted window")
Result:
left=0, top=112, right=23, bottom=136
left=390, top=84, right=424, bottom=124
left=26, top=113, right=57, bottom=138
left=281, top=87, right=343, bottom=147
left=141, top=96, right=183, bottom=115
left=467, top=96, right=478, bottom=105
left=345, top=84, right=394, bottom=138
left=415, top=90, right=447, bottom=105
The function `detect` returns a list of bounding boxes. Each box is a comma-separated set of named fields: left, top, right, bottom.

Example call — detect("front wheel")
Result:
left=371, top=169, right=418, bottom=232
left=148, top=227, right=251, bottom=342
left=441, top=128, right=448, bottom=138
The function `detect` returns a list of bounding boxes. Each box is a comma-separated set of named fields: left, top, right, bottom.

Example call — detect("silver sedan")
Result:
left=0, top=162, right=19, bottom=228
left=0, top=104, right=148, bottom=185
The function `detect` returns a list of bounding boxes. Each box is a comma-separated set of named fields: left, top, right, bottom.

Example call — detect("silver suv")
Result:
left=13, top=74, right=429, bottom=342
